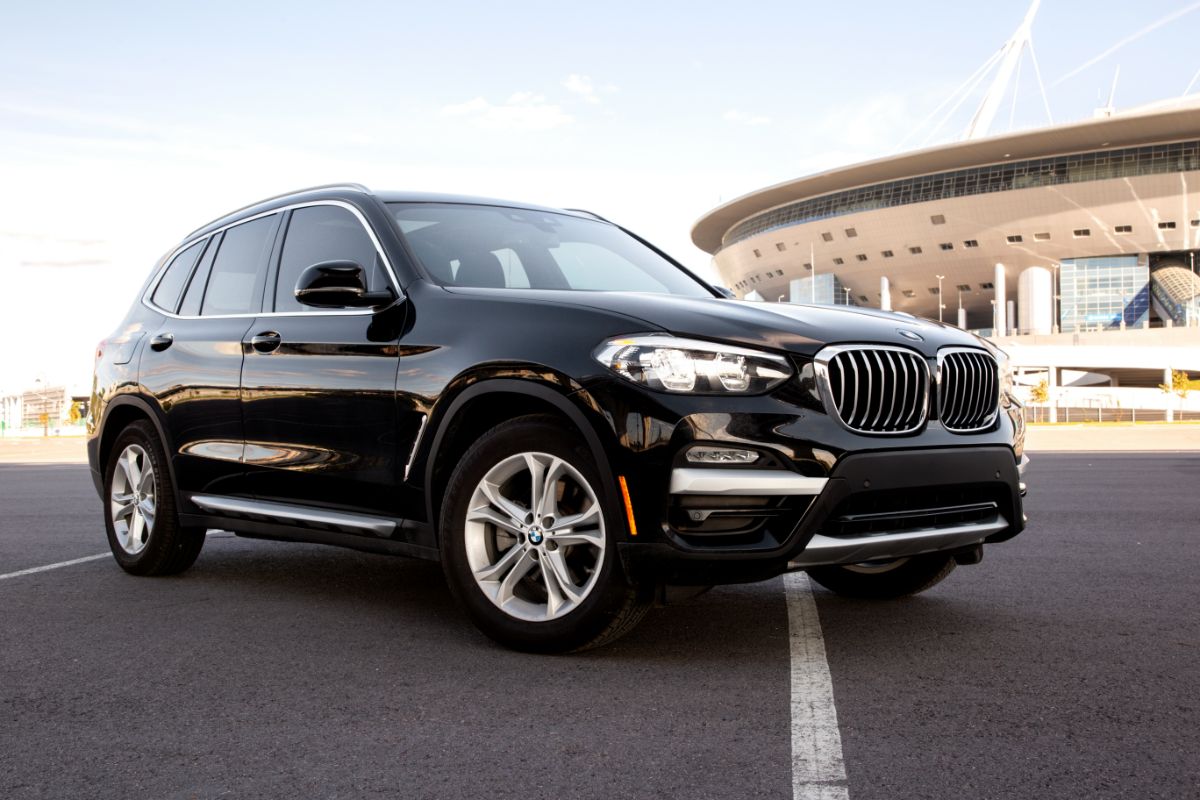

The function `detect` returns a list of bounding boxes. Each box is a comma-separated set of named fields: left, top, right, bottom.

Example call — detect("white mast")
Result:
left=964, top=0, right=1042, bottom=139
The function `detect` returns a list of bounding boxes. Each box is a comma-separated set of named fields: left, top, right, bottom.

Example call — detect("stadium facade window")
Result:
left=821, top=232, right=834, bottom=242
left=1158, top=221, right=1176, bottom=229
left=931, top=214, right=946, bottom=225
left=832, top=257, right=845, bottom=265
left=1115, top=225, right=1133, bottom=233
left=902, top=289, right=916, bottom=297
left=939, top=242, right=954, bottom=251
left=1073, top=229, right=1091, bottom=237
left=753, top=249, right=761, bottom=257
left=1059, top=255, right=1150, bottom=333
left=1006, top=235, right=1023, bottom=243
left=803, top=262, right=813, bottom=270
left=928, top=287, right=940, bottom=295
left=963, top=239, right=979, bottom=248
left=855, top=253, right=868, bottom=261
left=720, top=140, right=1200, bottom=249
left=791, top=273, right=857, bottom=306
left=881, top=249, right=894, bottom=258
left=844, top=227, right=858, bottom=238
left=980, top=282, right=994, bottom=289
left=909, top=246, right=923, bottom=254
left=957, top=284, right=971, bottom=291
left=776, top=242, right=787, bottom=251
left=1034, top=232, right=1051, bottom=240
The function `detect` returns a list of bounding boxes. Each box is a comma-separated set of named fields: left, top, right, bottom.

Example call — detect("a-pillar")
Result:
left=880, top=276, right=892, bottom=311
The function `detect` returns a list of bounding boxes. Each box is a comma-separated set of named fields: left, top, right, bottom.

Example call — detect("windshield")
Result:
left=387, top=203, right=713, bottom=297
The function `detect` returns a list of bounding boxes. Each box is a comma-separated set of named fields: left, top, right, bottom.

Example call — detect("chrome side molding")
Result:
left=189, top=494, right=396, bottom=537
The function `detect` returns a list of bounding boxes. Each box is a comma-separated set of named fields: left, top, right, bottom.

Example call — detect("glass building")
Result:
left=1059, top=256, right=1150, bottom=332
left=789, top=273, right=857, bottom=306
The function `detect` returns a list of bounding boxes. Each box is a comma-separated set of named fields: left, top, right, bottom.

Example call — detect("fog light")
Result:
left=686, top=446, right=760, bottom=464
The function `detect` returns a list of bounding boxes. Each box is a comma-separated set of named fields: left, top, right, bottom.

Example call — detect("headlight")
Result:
left=593, top=334, right=792, bottom=394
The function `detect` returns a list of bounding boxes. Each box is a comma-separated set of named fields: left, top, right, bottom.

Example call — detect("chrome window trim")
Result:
left=936, top=346, right=1001, bottom=433
left=812, top=343, right=930, bottom=436
left=142, top=199, right=404, bottom=320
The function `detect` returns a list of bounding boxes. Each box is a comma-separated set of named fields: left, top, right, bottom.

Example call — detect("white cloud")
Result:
left=441, top=92, right=573, bottom=131
left=562, top=74, right=602, bottom=104
left=723, top=109, right=771, bottom=127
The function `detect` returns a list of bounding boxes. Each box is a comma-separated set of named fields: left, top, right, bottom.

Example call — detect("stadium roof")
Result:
left=692, top=100, right=1200, bottom=254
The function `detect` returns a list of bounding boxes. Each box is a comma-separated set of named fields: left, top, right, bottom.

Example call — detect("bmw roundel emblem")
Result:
left=897, top=329, right=924, bottom=342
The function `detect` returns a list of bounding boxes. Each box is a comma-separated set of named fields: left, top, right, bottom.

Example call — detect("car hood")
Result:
left=444, top=288, right=983, bottom=358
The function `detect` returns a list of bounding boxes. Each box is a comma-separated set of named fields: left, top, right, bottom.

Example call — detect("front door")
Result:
left=238, top=203, right=408, bottom=517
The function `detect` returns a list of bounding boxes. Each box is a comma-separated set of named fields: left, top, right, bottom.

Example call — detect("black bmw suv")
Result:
left=89, top=184, right=1028, bottom=652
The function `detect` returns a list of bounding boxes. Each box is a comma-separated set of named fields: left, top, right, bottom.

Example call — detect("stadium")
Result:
left=692, top=1, right=1200, bottom=414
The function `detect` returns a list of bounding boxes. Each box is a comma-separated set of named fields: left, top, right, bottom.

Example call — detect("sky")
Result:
left=2, top=0, right=1199, bottom=394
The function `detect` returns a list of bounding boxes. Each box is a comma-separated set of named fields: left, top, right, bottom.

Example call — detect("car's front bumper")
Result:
left=618, top=444, right=1024, bottom=585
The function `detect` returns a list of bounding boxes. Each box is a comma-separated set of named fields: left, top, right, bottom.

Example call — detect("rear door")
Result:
left=239, top=202, right=408, bottom=517
left=140, top=213, right=281, bottom=496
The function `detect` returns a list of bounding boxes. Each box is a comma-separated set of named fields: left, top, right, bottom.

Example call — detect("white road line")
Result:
left=784, top=571, right=850, bottom=800
left=0, top=553, right=110, bottom=581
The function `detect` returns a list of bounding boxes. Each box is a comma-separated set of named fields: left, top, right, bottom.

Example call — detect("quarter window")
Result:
left=151, top=239, right=206, bottom=312
left=275, top=206, right=387, bottom=312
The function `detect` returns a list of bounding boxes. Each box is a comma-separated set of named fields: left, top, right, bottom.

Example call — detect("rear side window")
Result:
left=274, top=205, right=387, bottom=312
left=150, top=239, right=206, bottom=312
left=200, top=214, right=280, bottom=316
left=179, top=234, right=220, bottom=317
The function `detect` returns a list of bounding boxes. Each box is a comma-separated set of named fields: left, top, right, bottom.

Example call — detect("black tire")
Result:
left=806, top=553, right=956, bottom=599
left=440, top=415, right=649, bottom=653
left=102, top=420, right=205, bottom=576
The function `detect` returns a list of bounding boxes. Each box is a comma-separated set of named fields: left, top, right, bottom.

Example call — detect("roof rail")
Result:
left=563, top=208, right=611, bottom=223
left=184, top=183, right=372, bottom=239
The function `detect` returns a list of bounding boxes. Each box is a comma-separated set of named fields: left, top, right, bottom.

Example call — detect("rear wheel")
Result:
left=103, top=420, right=205, bottom=576
left=440, top=415, right=649, bottom=653
left=806, top=553, right=956, bottom=599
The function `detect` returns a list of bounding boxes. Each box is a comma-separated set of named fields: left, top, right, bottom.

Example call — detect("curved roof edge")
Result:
left=691, top=102, right=1200, bottom=254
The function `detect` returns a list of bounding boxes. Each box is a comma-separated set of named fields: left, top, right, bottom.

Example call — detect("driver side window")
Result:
left=274, top=205, right=385, bottom=312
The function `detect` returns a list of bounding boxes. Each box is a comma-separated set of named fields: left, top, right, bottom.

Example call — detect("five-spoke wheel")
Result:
left=102, top=420, right=205, bottom=576
left=441, top=415, right=649, bottom=652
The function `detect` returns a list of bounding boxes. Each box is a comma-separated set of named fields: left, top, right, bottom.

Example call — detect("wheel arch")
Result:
left=422, top=378, right=619, bottom=545
left=97, top=394, right=179, bottom=495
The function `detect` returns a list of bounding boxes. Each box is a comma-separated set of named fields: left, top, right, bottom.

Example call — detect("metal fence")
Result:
left=1023, top=406, right=1200, bottom=423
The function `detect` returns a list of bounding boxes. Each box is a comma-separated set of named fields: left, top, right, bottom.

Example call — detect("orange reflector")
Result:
left=618, top=475, right=638, bottom=537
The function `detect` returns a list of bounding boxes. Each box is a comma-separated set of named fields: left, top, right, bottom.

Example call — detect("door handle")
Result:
left=149, top=333, right=174, bottom=352
left=250, top=331, right=282, bottom=353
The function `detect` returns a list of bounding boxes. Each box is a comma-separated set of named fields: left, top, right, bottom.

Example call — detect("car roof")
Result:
left=183, top=184, right=604, bottom=242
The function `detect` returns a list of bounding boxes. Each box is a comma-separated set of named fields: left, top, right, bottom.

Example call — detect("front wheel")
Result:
left=806, top=553, right=956, bottom=599
left=440, top=415, right=649, bottom=653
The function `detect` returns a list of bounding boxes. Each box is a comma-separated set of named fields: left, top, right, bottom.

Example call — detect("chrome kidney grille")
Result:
left=937, top=348, right=1000, bottom=432
left=814, top=346, right=929, bottom=434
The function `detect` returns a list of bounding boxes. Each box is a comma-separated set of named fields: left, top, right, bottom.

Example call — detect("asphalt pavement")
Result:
left=1, top=455, right=1197, bottom=799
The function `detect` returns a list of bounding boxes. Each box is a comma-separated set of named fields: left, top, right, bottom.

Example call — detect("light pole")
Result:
left=1051, top=262, right=1060, bottom=333
left=935, top=274, right=945, bottom=322
left=33, top=378, right=50, bottom=437
left=843, top=286, right=851, bottom=306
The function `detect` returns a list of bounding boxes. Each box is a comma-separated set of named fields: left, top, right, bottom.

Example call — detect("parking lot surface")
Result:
left=2, top=455, right=1197, bottom=799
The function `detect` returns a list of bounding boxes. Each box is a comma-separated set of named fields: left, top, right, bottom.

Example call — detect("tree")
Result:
left=1159, top=369, right=1194, bottom=420
left=1028, top=378, right=1050, bottom=423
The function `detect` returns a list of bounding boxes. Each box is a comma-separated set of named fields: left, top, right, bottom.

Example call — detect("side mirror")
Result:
left=294, top=260, right=395, bottom=308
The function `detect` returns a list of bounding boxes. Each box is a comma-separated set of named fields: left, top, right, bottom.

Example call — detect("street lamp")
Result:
left=935, top=274, right=945, bottom=322
left=33, top=377, right=50, bottom=437
left=843, top=286, right=851, bottom=306
left=1051, top=262, right=1061, bottom=334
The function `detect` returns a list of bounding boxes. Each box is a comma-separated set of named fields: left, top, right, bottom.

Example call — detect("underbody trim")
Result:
left=787, top=515, right=1009, bottom=567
